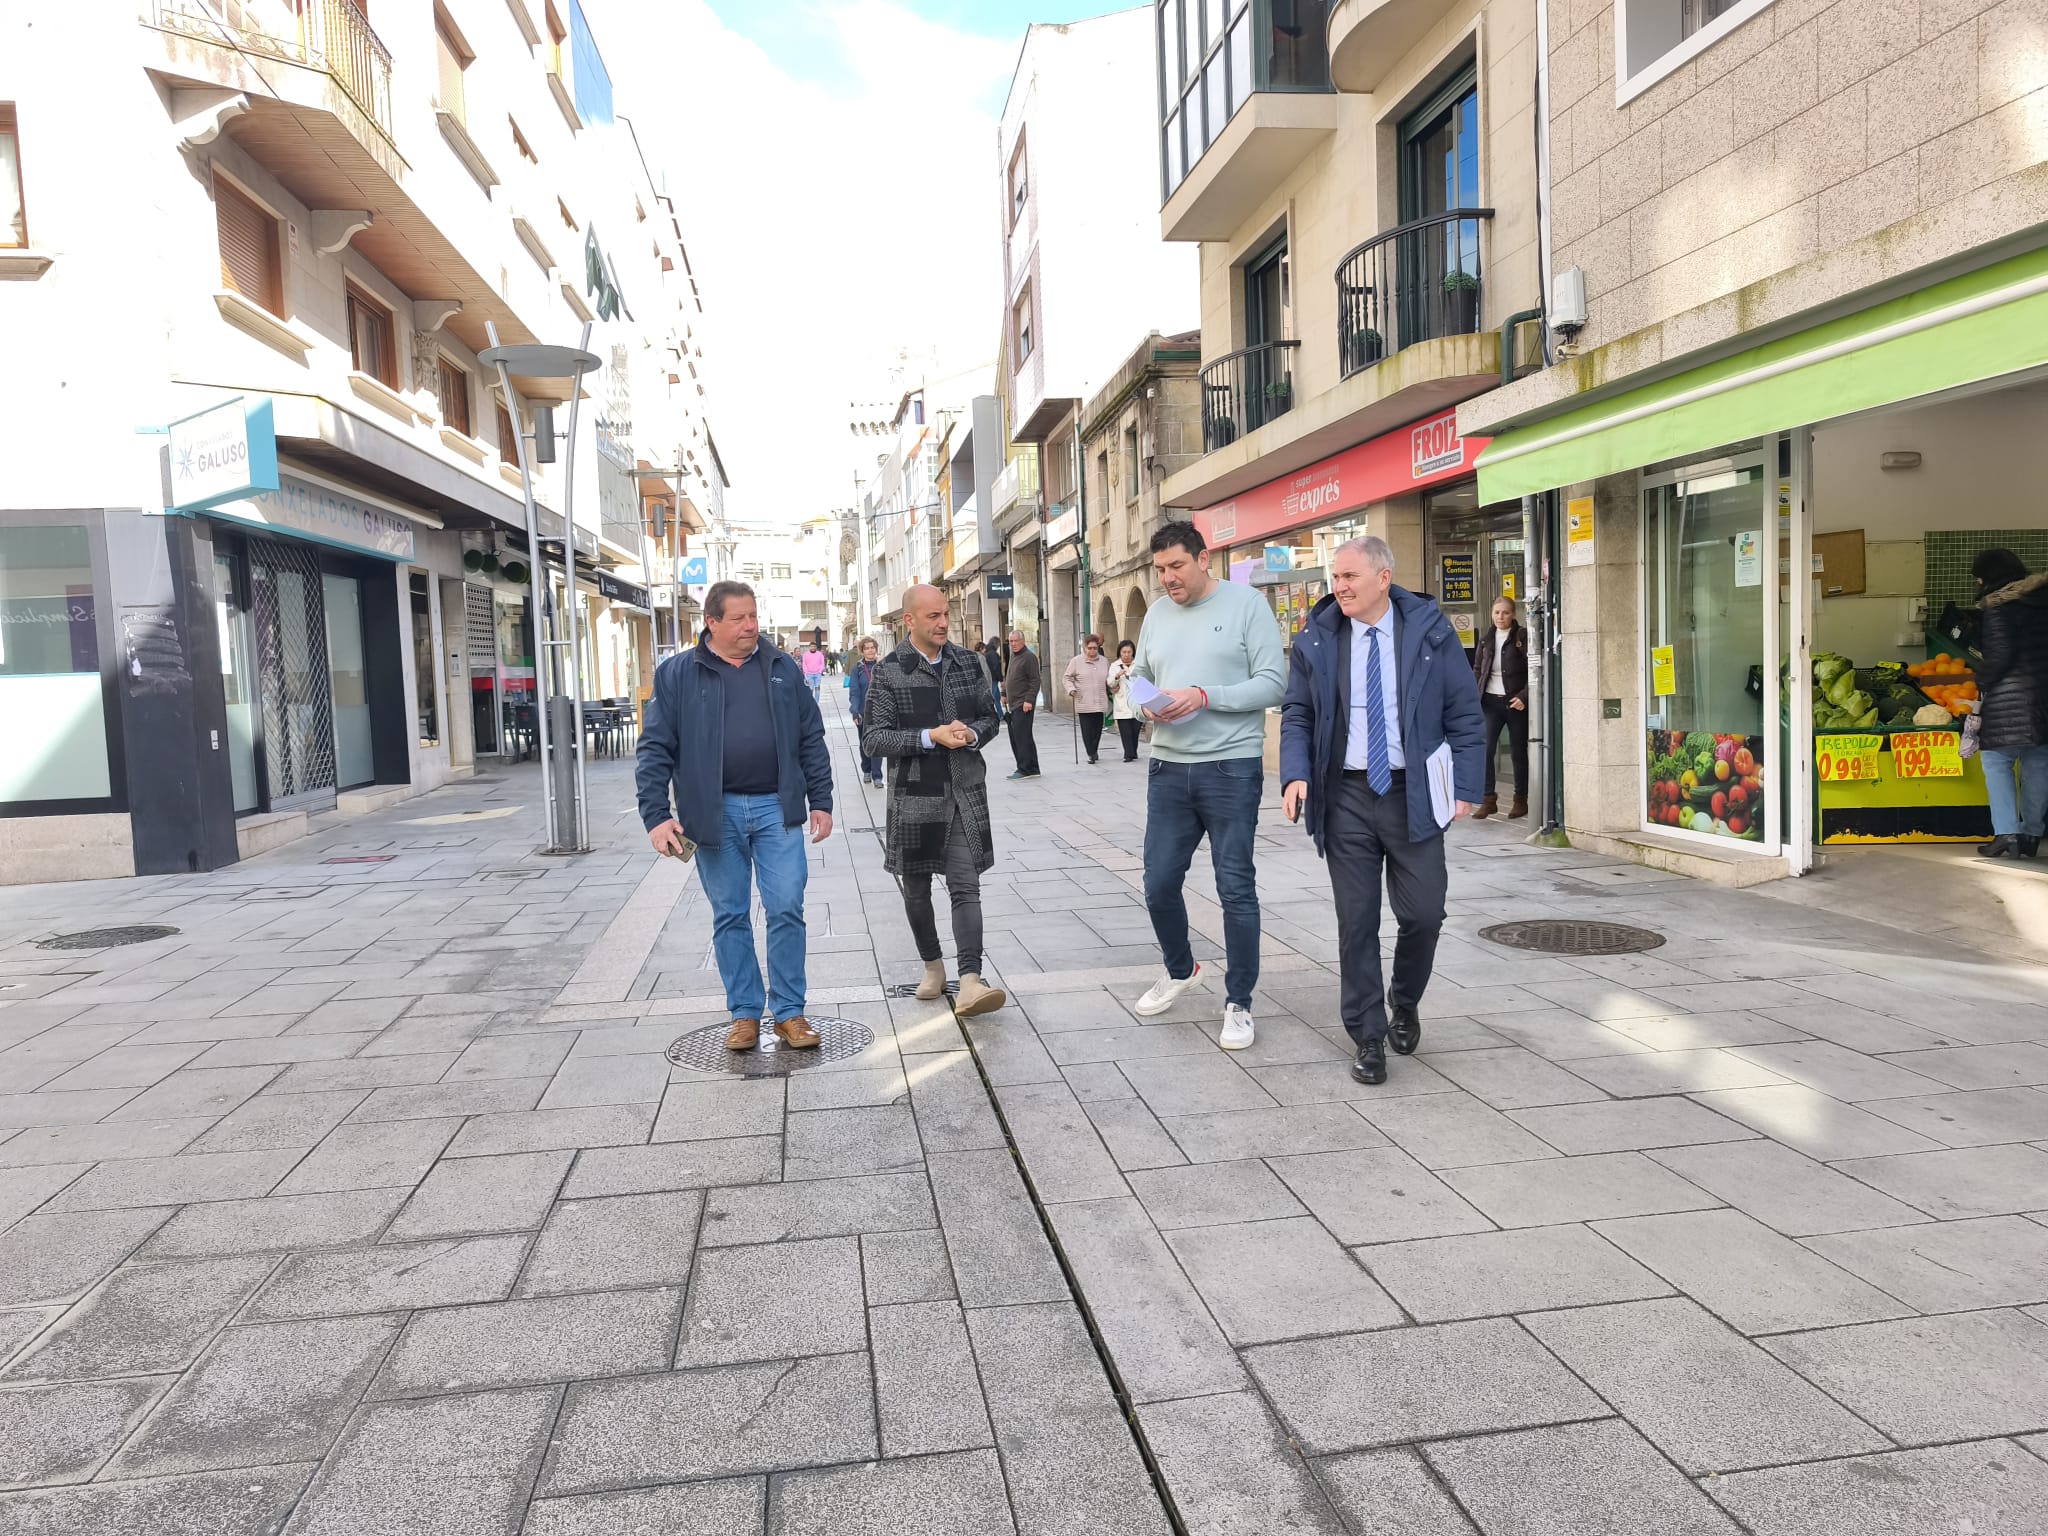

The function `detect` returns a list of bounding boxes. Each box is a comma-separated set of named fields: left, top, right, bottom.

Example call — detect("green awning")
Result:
left=1475, top=246, right=2048, bottom=504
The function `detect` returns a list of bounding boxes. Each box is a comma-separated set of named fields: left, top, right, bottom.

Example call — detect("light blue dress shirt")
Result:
left=1344, top=612, right=1404, bottom=772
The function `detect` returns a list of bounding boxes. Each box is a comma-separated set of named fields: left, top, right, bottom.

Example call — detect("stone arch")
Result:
left=1096, top=594, right=1120, bottom=656
left=1124, top=589, right=1149, bottom=654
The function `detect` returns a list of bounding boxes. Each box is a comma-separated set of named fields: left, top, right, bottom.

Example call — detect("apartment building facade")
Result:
left=1152, top=0, right=1545, bottom=764
left=1461, top=0, right=2048, bottom=879
left=0, top=0, right=716, bottom=882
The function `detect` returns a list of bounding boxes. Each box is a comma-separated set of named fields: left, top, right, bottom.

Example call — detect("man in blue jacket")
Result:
left=1280, top=536, right=1484, bottom=1085
left=638, top=581, right=833, bottom=1051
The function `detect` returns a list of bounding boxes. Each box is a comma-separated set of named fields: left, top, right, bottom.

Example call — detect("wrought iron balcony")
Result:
left=1200, top=340, right=1300, bottom=452
left=147, top=0, right=393, bottom=141
left=1336, top=209, right=1492, bottom=380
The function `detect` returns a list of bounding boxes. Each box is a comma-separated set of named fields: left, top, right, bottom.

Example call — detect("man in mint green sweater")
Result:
left=1130, top=522, right=1286, bottom=1048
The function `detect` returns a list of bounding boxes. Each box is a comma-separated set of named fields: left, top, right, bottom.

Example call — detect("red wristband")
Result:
left=1198, top=687, right=1209, bottom=709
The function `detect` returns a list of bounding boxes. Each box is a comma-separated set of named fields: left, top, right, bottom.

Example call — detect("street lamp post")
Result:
left=481, top=323, right=602, bottom=854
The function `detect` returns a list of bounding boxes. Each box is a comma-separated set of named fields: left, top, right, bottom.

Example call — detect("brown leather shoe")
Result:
left=1473, top=793, right=1498, bottom=820
left=724, top=1017, right=760, bottom=1050
left=774, top=1016, right=820, bottom=1049
left=1508, top=796, right=1528, bottom=818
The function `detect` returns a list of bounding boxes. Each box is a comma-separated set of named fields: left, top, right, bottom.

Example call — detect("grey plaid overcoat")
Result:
left=859, top=641, right=1001, bottom=878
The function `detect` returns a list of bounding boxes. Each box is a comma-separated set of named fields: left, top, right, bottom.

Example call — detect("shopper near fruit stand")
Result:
left=1972, top=547, right=2048, bottom=859
left=1108, top=638, right=1143, bottom=761
left=1470, top=596, right=1529, bottom=819
left=1280, top=535, right=1485, bottom=1086
left=1063, top=634, right=1112, bottom=764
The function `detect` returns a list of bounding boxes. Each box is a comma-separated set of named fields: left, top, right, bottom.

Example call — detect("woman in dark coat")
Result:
left=1973, top=547, right=2048, bottom=858
left=1470, top=596, right=1530, bottom=818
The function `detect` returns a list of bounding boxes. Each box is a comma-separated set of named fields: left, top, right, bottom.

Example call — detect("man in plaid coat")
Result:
left=860, top=585, right=1007, bottom=1016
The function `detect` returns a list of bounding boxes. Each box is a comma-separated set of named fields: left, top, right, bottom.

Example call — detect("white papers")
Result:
left=1126, top=675, right=1167, bottom=712
left=1427, top=741, right=1456, bottom=829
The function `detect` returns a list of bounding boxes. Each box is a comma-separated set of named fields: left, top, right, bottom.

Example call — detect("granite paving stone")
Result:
left=1423, top=1419, right=1742, bottom=1535
left=1080, top=1096, right=1188, bottom=1170
left=1041, top=1023, right=1220, bottom=1066
left=1724, top=1040, right=1948, bottom=1101
left=927, top=1148, right=1069, bottom=1308
left=861, top=1228, right=954, bottom=1304
left=136, top=1187, right=410, bottom=1259
left=517, top=1190, right=701, bottom=1295
left=190, top=1034, right=376, bottom=1070
left=0, top=1463, right=313, bottom=1536
left=0, top=1120, right=207, bottom=1167
left=1523, top=1298, right=1891, bottom=1473
left=651, top=1077, right=785, bottom=1142
left=871, top=1299, right=995, bottom=1455
left=1352, top=1091, right=1561, bottom=1168
left=1879, top=1042, right=2048, bottom=1090
left=1687, top=1084, right=1944, bottom=1159
left=1137, top=1391, right=1347, bottom=1535
left=1463, top=1008, right=1652, bottom=1060
left=381, top=1149, right=572, bottom=1241
left=345, top=1076, right=550, bottom=1122
left=1507, top=1096, right=1757, bottom=1154
left=1126, top=1158, right=1305, bottom=1230
left=768, top=1447, right=1015, bottom=1536
left=0, top=1163, right=86, bottom=1232
left=998, top=1081, right=1129, bottom=1201
left=784, top=1063, right=910, bottom=1110
left=0, top=1377, right=167, bottom=1488
left=3, top=1254, right=276, bottom=1382
left=441, top=1032, right=576, bottom=1082
left=538, top=1354, right=876, bottom=1495
left=1801, top=1215, right=2048, bottom=1310
left=698, top=1170, right=933, bottom=1247
left=1244, top=1317, right=1607, bottom=1453
left=538, top=1053, right=676, bottom=1110
left=1044, top=1196, right=1246, bottom=1402
left=42, top=1150, right=301, bottom=1213
left=906, top=1050, right=1006, bottom=1151
left=561, top=1136, right=782, bottom=1197
left=1116, top=1054, right=1276, bottom=1117
left=1863, top=1086, right=2048, bottom=1147
left=184, top=1089, right=371, bottom=1154
left=38, top=1043, right=208, bottom=1092
left=1161, top=1103, right=1392, bottom=1162
left=1426, top=1046, right=1613, bottom=1109
left=674, top=1235, right=866, bottom=1367
left=271, top=1118, right=461, bottom=1194
left=0, top=1207, right=173, bottom=1305
left=1310, top=1448, right=1478, bottom=1536
left=282, top=1384, right=557, bottom=1536
left=522, top=1478, right=766, bottom=1536
left=783, top=1105, right=923, bottom=1179
left=964, top=1301, right=1172, bottom=1536
left=0, top=1089, right=147, bottom=1128
left=0, top=1311, right=53, bottom=1370
left=1268, top=1147, right=1494, bottom=1244
left=1168, top=1217, right=1403, bottom=1343
left=1243, top=1057, right=1457, bottom=1104
left=1760, top=1308, right=2048, bottom=1445
left=1644, top=1139, right=1930, bottom=1236
left=268, top=1054, right=459, bottom=1093
left=1605, top=1011, right=1808, bottom=1051
left=106, top=1066, right=280, bottom=1122
left=443, top=1103, right=654, bottom=1158
left=1441, top=1150, right=1721, bottom=1228
left=1560, top=1047, right=1789, bottom=1097
left=1357, top=1224, right=1671, bottom=1322
left=1706, top=1439, right=2048, bottom=1535
left=245, top=1234, right=532, bottom=1321
left=106, top=1314, right=401, bottom=1478
left=1834, top=1143, right=2048, bottom=1219
left=961, top=1017, right=1063, bottom=1083
left=373, top=1287, right=680, bottom=1397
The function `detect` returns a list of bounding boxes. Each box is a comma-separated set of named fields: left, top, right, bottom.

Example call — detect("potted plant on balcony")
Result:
left=1209, top=416, right=1238, bottom=449
left=1262, top=379, right=1292, bottom=405
left=1343, top=328, right=1383, bottom=373
left=1442, top=270, right=1480, bottom=334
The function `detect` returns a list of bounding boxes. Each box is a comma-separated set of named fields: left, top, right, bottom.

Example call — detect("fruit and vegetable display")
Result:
left=1646, top=729, right=1765, bottom=840
left=1806, top=651, right=1963, bottom=731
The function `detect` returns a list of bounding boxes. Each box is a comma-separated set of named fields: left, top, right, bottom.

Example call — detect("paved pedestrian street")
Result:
left=3, top=686, right=2048, bottom=1536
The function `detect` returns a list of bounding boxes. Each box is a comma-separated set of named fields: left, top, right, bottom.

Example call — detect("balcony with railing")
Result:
left=1328, top=0, right=1461, bottom=93
left=146, top=0, right=393, bottom=147
left=1200, top=340, right=1299, bottom=453
left=1336, top=210, right=1491, bottom=381
left=992, top=451, right=1041, bottom=521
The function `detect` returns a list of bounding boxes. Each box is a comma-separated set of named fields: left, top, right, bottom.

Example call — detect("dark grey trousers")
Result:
left=1326, top=772, right=1447, bottom=1048
left=903, top=807, right=984, bottom=976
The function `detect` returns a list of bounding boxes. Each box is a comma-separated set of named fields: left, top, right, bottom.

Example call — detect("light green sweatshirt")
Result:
left=1133, top=578, right=1286, bottom=762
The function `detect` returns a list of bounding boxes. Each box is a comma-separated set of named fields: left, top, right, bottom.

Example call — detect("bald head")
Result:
left=905, top=583, right=949, bottom=654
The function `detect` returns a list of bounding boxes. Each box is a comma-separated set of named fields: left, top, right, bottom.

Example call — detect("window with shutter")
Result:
left=496, top=399, right=518, bottom=462
left=215, top=175, right=281, bottom=315
left=437, top=358, right=472, bottom=437
left=0, top=106, right=26, bottom=249
left=346, top=286, right=397, bottom=387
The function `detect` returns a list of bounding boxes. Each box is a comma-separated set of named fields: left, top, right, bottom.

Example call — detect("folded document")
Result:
left=1426, top=742, right=1456, bottom=829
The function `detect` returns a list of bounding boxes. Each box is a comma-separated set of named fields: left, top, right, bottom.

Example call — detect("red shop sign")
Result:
left=1194, top=407, right=1488, bottom=548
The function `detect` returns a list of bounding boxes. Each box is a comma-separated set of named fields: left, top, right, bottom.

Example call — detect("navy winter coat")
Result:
left=635, top=637, right=833, bottom=847
left=847, top=656, right=878, bottom=718
left=1280, top=587, right=1486, bottom=851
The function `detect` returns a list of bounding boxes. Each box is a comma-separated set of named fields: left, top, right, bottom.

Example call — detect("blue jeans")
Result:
left=1982, top=744, right=2048, bottom=837
left=693, top=793, right=809, bottom=1021
left=1143, top=756, right=1263, bottom=1008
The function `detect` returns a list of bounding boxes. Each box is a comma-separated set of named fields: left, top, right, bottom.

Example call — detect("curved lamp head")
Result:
left=478, top=344, right=602, bottom=378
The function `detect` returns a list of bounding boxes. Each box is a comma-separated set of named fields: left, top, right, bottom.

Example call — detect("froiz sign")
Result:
left=1412, top=414, right=1465, bottom=478
left=168, top=398, right=279, bottom=510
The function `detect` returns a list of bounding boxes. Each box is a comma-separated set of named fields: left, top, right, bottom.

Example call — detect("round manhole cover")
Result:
left=35, top=925, right=181, bottom=951
left=665, top=1017, right=876, bottom=1077
left=1479, top=920, right=1666, bottom=956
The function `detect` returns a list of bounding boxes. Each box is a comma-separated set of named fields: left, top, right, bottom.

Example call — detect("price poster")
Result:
left=1816, top=733, right=1881, bottom=782
left=1890, top=731, right=1964, bottom=779
left=1651, top=644, right=1676, bottom=697
left=1566, top=496, right=1596, bottom=566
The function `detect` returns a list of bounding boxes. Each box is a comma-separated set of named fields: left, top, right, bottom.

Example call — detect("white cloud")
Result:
left=592, top=1, right=1018, bottom=524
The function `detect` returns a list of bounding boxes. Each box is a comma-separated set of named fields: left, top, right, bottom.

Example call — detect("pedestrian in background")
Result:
left=848, top=636, right=884, bottom=787
left=1974, top=546, right=2048, bottom=858
left=638, top=581, right=832, bottom=1052
left=862, top=585, right=1007, bottom=1016
left=1003, top=630, right=1042, bottom=779
left=1108, top=638, right=1142, bottom=762
left=984, top=636, right=1007, bottom=722
left=801, top=639, right=827, bottom=700
left=1064, top=633, right=1111, bottom=764
left=1280, top=537, right=1484, bottom=1085
left=1130, top=522, right=1286, bottom=1049
left=1471, top=596, right=1529, bottom=819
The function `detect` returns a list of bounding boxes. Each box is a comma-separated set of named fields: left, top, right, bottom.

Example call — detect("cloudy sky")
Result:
left=590, top=0, right=1130, bottom=524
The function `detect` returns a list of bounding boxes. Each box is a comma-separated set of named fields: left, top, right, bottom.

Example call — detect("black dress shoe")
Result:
left=2022, top=835, right=2041, bottom=858
left=1388, top=1004, right=1421, bottom=1056
left=1980, top=835, right=2019, bottom=859
left=1351, top=1040, right=1387, bottom=1085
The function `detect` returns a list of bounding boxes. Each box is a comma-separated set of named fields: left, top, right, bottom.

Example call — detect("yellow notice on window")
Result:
left=1566, top=496, right=1596, bottom=567
left=1501, top=571, right=1518, bottom=599
left=1816, top=733, right=1881, bottom=782
left=1651, top=645, right=1676, bottom=697
left=1890, top=731, right=1964, bottom=779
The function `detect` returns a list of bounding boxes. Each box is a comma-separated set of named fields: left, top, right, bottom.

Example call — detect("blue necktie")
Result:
left=1364, top=624, right=1391, bottom=795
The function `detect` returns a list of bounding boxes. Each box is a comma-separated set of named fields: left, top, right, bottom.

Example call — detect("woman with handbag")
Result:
left=1107, top=638, right=1142, bottom=762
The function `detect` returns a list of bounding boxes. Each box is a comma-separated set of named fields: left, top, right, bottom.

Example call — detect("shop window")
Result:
left=0, top=524, right=113, bottom=809
left=434, top=4, right=473, bottom=124
left=1, top=105, right=27, bottom=248
left=215, top=173, right=282, bottom=316
left=347, top=286, right=398, bottom=387
left=411, top=572, right=440, bottom=747
left=1618, top=0, right=1774, bottom=101
left=437, top=357, right=472, bottom=437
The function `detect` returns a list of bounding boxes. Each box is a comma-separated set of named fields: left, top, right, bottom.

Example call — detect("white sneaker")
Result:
left=1134, top=963, right=1201, bottom=1016
left=1220, top=1003, right=1255, bottom=1051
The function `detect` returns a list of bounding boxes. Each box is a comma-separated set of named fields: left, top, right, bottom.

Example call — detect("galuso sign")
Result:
left=1194, top=407, right=1488, bottom=550
left=168, top=398, right=280, bottom=511
left=208, top=473, right=417, bottom=563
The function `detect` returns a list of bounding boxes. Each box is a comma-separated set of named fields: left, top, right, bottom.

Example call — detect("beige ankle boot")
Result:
left=915, top=960, right=948, bottom=1001
left=954, top=973, right=1007, bottom=1017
